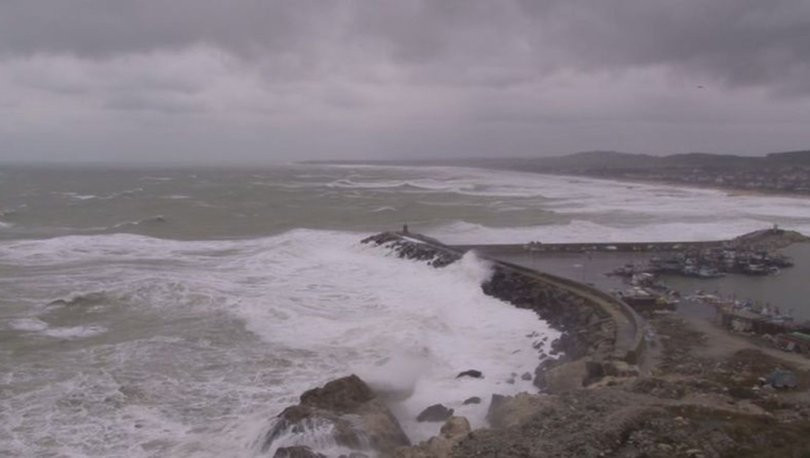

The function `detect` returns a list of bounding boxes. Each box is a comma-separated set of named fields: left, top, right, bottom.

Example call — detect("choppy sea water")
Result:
left=2, top=163, right=810, bottom=456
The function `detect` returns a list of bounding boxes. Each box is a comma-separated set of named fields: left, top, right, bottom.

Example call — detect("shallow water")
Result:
left=2, top=163, right=809, bottom=456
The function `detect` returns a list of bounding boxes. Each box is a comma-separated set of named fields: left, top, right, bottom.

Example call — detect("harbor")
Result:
left=458, top=229, right=810, bottom=360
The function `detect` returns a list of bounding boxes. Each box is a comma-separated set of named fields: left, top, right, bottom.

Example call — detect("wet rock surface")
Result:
left=416, top=404, right=454, bottom=422
left=455, top=370, right=483, bottom=379
left=361, top=232, right=460, bottom=268
left=262, top=375, right=410, bottom=456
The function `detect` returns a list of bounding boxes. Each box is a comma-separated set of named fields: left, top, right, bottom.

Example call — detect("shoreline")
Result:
left=267, top=229, right=810, bottom=457
left=516, top=170, right=810, bottom=200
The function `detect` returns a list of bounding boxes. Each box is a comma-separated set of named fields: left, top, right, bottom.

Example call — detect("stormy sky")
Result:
left=1, top=0, right=809, bottom=163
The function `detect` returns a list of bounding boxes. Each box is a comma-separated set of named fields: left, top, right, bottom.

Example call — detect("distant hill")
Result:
left=767, top=150, right=810, bottom=164
left=306, top=149, right=810, bottom=171
left=454, top=149, right=810, bottom=172
left=305, top=148, right=810, bottom=194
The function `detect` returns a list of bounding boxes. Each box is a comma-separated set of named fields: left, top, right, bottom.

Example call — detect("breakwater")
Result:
left=361, top=231, right=646, bottom=376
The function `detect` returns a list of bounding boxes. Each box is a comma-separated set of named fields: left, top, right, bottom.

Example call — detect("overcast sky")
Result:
left=1, top=0, right=809, bottom=163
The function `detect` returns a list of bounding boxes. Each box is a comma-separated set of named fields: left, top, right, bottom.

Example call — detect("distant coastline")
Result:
left=305, top=148, right=810, bottom=198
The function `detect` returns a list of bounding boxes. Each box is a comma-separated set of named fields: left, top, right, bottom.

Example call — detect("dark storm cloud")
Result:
left=1, top=0, right=809, bottom=163
left=0, top=0, right=332, bottom=57
left=1, top=0, right=808, bottom=93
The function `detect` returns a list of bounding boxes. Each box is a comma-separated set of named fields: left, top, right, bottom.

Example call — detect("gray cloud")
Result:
left=0, top=0, right=809, bottom=163
left=2, top=0, right=808, bottom=92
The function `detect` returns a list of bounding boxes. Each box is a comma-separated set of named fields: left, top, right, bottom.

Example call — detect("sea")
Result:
left=2, top=163, right=810, bottom=456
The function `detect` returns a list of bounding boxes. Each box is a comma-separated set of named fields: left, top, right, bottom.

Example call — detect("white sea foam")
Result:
left=61, top=192, right=100, bottom=200
left=8, top=318, right=49, bottom=332
left=0, top=230, right=557, bottom=456
left=41, top=325, right=107, bottom=339
left=7, top=318, right=106, bottom=339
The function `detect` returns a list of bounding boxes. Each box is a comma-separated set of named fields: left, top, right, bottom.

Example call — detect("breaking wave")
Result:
left=0, top=229, right=558, bottom=456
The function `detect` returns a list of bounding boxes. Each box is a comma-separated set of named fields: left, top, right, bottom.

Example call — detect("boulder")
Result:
left=417, top=404, right=454, bottom=422
left=439, top=416, right=470, bottom=440
left=462, top=397, right=481, bottom=405
left=456, top=370, right=483, bottom=379
left=273, top=446, right=326, bottom=458
left=262, top=375, right=410, bottom=456
left=299, top=374, right=374, bottom=412
left=766, top=369, right=798, bottom=389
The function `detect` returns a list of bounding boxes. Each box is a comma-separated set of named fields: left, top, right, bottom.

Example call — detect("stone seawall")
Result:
left=361, top=231, right=645, bottom=388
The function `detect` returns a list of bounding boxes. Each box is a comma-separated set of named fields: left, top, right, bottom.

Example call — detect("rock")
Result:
left=273, top=446, right=326, bottom=458
left=486, top=393, right=551, bottom=429
left=602, top=360, right=640, bottom=378
left=417, top=404, right=454, bottom=422
left=542, top=360, right=589, bottom=393
left=299, top=374, right=374, bottom=412
left=262, top=375, right=409, bottom=456
left=338, top=454, right=369, bottom=458
left=440, top=416, right=471, bottom=440
left=584, top=361, right=606, bottom=385
left=533, top=358, right=558, bottom=390
left=456, top=370, right=483, bottom=379
left=521, top=372, right=532, bottom=381
left=462, top=396, right=481, bottom=405
left=766, top=369, right=798, bottom=389
left=394, top=417, right=470, bottom=458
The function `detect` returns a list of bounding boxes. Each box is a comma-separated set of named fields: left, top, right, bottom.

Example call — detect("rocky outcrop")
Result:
left=394, top=416, right=471, bottom=458
left=261, top=375, right=410, bottom=456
